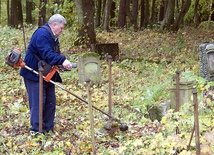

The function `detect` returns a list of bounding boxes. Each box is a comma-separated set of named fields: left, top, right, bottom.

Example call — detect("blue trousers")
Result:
left=24, top=78, right=56, bottom=132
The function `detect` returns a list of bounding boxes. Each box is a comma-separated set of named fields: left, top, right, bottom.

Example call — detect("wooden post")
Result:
left=187, top=124, right=195, bottom=151
left=175, top=70, right=180, bottom=134
left=39, top=67, right=43, bottom=133
left=108, top=55, right=113, bottom=115
left=86, top=78, right=96, bottom=155
left=192, top=89, right=200, bottom=155
left=175, top=70, right=180, bottom=111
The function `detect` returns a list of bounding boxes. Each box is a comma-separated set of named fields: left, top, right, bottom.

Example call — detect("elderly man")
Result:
left=20, top=14, right=72, bottom=135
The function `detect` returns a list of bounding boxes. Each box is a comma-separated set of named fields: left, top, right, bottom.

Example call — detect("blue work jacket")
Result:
left=20, top=23, right=66, bottom=82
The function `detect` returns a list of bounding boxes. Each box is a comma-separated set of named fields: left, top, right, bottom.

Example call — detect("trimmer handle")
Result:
left=58, top=63, right=77, bottom=71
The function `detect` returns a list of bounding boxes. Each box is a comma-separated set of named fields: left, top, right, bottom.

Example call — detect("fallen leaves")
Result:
left=0, top=26, right=214, bottom=154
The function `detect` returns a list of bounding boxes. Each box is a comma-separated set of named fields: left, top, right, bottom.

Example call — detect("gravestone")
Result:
left=206, top=44, right=214, bottom=81
left=199, top=42, right=214, bottom=81
left=77, top=52, right=101, bottom=85
left=94, top=43, right=119, bottom=61
left=169, top=78, right=195, bottom=110
left=147, top=101, right=171, bottom=121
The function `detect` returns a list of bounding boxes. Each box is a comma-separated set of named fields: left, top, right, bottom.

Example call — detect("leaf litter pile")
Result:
left=0, top=26, right=214, bottom=154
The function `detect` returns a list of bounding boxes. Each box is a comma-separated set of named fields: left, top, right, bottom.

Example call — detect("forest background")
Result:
left=0, top=0, right=214, bottom=154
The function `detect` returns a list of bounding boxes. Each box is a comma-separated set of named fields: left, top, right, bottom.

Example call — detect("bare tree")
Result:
left=140, top=0, right=145, bottom=28
left=95, top=0, right=102, bottom=27
left=17, top=0, right=23, bottom=25
left=74, top=0, right=96, bottom=46
left=118, top=0, right=126, bottom=27
left=140, top=0, right=149, bottom=28
left=10, top=0, right=17, bottom=26
left=145, top=0, right=149, bottom=28
left=103, top=0, right=112, bottom=31
left=110, top=1, right=116, bottom=26
left=26, top=0, right=33, bottom=24
left=132, top=0, right=138, bottom=29
left=194, top=0, right=200, bottom=27
left=9, top=0, right=23, bottom=27
left=159, top=0, right=166, bottom=21
left=125, top=0, right=135, bottom=26
left=0, top=0, right=1, bottom=24
left=118, top=0, right=138, bottom=28
left=150, top=0, right=156, bottom=23
left=7, top=0, right=9, bottom=25
left=38, top=0, right=47, bottom=26
left=172, top=0, right=191, bottom=31
left=161, top=0, right=175, bottom=30
left=211, top=3, right=214, bottom=21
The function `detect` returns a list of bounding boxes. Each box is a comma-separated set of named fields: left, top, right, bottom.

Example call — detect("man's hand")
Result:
left=62, top=59, right=72, bottom=70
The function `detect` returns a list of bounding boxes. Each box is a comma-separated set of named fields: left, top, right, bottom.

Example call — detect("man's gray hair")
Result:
left=48, top=14, right=67, bottom=25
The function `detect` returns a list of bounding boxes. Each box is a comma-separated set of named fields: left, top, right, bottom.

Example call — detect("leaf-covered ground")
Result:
left=0, top=25, right=214, bottom=154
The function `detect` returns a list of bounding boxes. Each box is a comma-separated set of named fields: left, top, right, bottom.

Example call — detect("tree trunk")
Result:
left=140, top=0, right=150, bottom=28
left=7, top=0, right=9, bottom=25
left=118, top=0, right=126, bottom=28
left=110, top=1, right=116, bottom=26
left=150, top=0, right=156, bottom=23
left=172, top=0, right=191, bottom=31
left=194, top=0, right=200, bottom=27
left=211, top=3, right=214, bottom=21
left=140, top=0, right=144, bottom=28
left=17, top=0, right=23, bottom=26
left=102, top=0, right=106, bottom=25
left=103, top=0, right=112, bottom=31
left=0, top=0, right=1, bottom=24
left=74, top=0, right=96, bottom=46
left=8, top=0, right=22, bottom=27
left=10, top=0, right=20, bottom=27
left=38, top=0, right=47, bottom=26
left=161, top=0, right=175, bottom=30
left=26, top=0, right=33, bottom=23
left=175, top=0, right=179, bottom=14
left=159, top=0, right=165, bottom=21
left=144, top=0, right=149, bottom=28
left=125, top=0, right=135, bottom=26
left=95, top=0, right=102, bottom=27
left=132, top=0, right=138, bottom=30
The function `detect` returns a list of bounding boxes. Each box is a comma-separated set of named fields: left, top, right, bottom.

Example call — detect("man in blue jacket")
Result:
left=20, top=14, right=73, bottom=135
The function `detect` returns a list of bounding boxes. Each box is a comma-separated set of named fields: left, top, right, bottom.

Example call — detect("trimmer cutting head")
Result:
left=104, top=119, right=128, bottom=132
left=119, top=124, right=128, bottom=131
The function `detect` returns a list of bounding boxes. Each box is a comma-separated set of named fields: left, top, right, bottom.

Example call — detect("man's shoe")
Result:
left=30, top=131, right=40, bottom=138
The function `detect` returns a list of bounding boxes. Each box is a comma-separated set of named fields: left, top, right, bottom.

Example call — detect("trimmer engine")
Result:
left=5, top=49, right=25, bottom=68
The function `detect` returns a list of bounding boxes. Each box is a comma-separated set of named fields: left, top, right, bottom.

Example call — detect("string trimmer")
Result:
left=5, top=49, right=128, bottom=131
